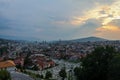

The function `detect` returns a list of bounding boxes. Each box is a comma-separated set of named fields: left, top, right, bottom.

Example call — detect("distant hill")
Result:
left=70, top=37, right=108, bottom=42
left=0, top=36, right=109, bottom=43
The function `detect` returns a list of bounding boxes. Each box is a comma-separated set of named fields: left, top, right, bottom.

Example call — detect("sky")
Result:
left=0, top=0, right=120, bottom=41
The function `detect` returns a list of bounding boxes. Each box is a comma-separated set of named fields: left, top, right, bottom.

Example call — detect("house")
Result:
left=14, top=57, right=24, bottom=66
left=0, top=60, right=16, bottom=71
left=30, top=54, right=55, bottom=70
left=36, top=61, right=45, bottom=70
left=47, top=60, right=55, bottom=67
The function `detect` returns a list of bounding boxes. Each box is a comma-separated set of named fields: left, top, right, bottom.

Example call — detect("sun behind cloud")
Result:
left=96, top=25, right=120, bottom=32
left=70, top=0, right=120, bottom=26
left=95, top=25, right=120, bottom=40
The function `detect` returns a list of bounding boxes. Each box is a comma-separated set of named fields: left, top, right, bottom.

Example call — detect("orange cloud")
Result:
left=71, top=0, right=120, bottom=26
left=96, top=25, right=120, bottom=31
left=52, top=0, right=120, bottom=31
left=95, top=25, right=120, bottom=40
left=70, top=16, right=87, bottom=25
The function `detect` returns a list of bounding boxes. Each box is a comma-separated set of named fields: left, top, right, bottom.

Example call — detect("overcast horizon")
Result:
left=0, top=0, right=120, bottom=41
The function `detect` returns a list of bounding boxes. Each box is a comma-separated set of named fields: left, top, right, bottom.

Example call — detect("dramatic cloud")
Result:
left=0, top=0, right=120, bottom=40
left=95, top=25, right=120, bottom=40
left=70, top=0, right=120, bottom=26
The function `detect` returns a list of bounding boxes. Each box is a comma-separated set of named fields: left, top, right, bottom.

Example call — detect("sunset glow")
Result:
left=0, top=0, right=120, bottom=40
left=71, top=0, right=120, bottom=26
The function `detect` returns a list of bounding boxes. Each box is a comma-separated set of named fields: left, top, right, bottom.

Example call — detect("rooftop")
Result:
left=0, top=60, right=15, bottom=68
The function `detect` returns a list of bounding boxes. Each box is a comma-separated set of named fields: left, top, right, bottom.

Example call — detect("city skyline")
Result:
left=0, top=0, right=120, bottom=41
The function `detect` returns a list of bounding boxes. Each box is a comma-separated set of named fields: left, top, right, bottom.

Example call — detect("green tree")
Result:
left=0, top=70, right=11, bottom=80
left=59, top=67, right=67, bottom=80
left=32, top=65, right=39, bottom=70
left=0, top=47, right=8, bottom=57
left=74, top=67, right=82, bottom=80
left=108, top=54, right=120, bottom=80
left=74, top=46, right=116, bottom=80
left=74, top=67, right=80, bottom=76
left=24, top=53, right=32, bottom=68
left=45, top=71, right=52, bottom=79
left=16, top=64, right=24, bottom=72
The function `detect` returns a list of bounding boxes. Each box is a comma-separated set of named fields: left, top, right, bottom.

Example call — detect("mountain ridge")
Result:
left=69, top=36, right=108, bottom=42
left=0, top=36, right=110, bottom=42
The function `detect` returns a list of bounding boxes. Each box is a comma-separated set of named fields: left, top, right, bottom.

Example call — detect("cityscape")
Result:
left=0, top=0, right=120, bottom=80
left=0, top=37, right=120, bottom=80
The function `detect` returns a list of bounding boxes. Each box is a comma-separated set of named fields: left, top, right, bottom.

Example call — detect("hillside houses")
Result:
left=30, top=54, right=55, bottom=70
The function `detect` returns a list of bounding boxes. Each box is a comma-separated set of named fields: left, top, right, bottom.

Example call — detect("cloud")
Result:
left=95, top=25, right=120, bottom=40
left=96, top=25, right=120, bottom=32
left=70, top=0, right=120, bottom=26
left=0, top=0, right=120, bottom=40
left=53, top=0, right=120, bottom=28
left=108, top=19, right=120, bottom=27
left=0, top=15, right=12, bottom=30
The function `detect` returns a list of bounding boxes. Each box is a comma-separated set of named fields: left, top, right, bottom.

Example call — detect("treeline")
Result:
left=74, top=46, right=120, bottom=80
left=0, top=47, right=8, bottom=57
left=0, top=70, right=11, bottom=80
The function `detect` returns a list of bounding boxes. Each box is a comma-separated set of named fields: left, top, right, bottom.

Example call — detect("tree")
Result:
left=59, top=67, right=67, bottom=80
left=74, top=46, right=116, bottom=80
left=74, top=67, right=80, bottom=76
left=74, top=67, right=82, bottom=80
left=0, top=47, right=8, bottom=57
left=45, top=71, right=52, bottom=79
left=32, top=65, right=39, bottom=71
left=24, top=53, right=32, bottom=68
left=39, top=74, right=44, bottom=79
left=16, top=64, right=24, bottom=72
left=108, top=54, right=120, bottom=80
left=0, top=70, right=11, bottom=80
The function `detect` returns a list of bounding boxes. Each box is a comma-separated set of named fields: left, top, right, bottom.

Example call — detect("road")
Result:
left=10, top=71, right=34, bottom=80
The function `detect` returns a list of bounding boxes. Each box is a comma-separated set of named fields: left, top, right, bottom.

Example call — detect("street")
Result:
left=10, top=71, right=34, bottom=80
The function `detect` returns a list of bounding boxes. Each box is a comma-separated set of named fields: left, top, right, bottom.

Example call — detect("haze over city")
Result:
left=1, top=1, right=120, bottom=80
left=0, top=0, right=120, bottom=41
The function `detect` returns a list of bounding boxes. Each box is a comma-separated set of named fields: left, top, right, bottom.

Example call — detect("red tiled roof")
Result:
left=0, top=60, right=15, bottom=68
